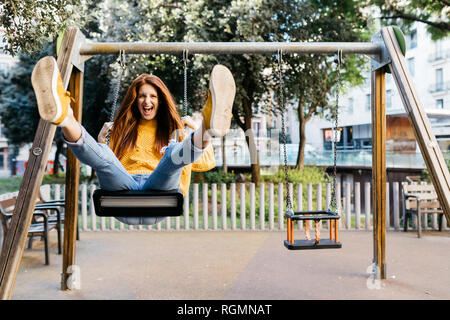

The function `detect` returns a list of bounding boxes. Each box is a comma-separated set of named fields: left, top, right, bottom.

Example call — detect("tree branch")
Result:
left=232, top=108, right=246, bottom=132
left=380, top=13, right=450, bottom=31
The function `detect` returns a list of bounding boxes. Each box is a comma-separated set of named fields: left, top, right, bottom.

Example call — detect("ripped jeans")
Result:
left=64, top=126, right=205, bottom=225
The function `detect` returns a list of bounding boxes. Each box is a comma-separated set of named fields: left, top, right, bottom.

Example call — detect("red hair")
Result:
left=109, top=74, right=183, bottom=159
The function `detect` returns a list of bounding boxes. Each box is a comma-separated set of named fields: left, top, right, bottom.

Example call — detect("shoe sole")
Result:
left=31, top=56, right=62, bottom=123
left=209, top=64, right=236, bottom=136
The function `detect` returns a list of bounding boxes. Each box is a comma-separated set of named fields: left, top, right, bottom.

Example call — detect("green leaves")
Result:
left=368, top=0, right=450, bottom=41
left=0, top=0, right=81, bottom=56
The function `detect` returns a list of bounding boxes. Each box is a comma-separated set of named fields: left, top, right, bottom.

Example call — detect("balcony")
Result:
left=428, top=81, right=450, bottom=94
left=213, top=145, right=450, bottom=170
left=428, top=50, right=450, bottom=63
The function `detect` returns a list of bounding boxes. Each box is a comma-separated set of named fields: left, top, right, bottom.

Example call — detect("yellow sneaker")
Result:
left=31, top=56, right=72, bottom=126
left=202, top=64, right=235, bottom=137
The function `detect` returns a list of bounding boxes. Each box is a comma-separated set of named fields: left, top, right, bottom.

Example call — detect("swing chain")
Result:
left=277, top=49, right=293, bottom=213
left=106, top=50, right=126, bottom=145
left=183, top=49, right=189, bottom=117
left=330, top=49, right=342, bottom=212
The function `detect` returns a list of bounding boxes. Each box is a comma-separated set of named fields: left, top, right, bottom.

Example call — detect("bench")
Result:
left=402, top=183, right=445, bottom=238
left=0, top=197, right=59, bottom=265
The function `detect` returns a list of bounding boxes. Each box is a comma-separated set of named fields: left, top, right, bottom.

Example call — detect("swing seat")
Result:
left=93, top=189, right=183, bottom=217
left=284, top=210, right=342, bottom=250
left=284, top=239, right=342, bottom=250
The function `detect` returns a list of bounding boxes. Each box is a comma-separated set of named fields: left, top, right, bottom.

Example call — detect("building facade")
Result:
left=304, top=22, right=450, bottom=162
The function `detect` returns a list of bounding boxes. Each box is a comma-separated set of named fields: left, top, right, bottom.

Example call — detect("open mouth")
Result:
left=143, top=106, right=155, bottom=113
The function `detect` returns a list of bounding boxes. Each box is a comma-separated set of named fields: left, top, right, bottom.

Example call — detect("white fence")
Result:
left=36, top=182, right=449, bottom=232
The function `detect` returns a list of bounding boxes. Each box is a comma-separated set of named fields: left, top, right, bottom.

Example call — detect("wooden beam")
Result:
left=371, top=69, right=387, bottom=280
left=0, top=27, right=84, bottom=300
left=61, top=69, right=83, bottom=290
left=382, top=26, right=450, bottom=223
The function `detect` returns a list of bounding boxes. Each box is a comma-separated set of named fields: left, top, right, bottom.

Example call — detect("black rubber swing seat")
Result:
left=284, top=210, right=342, bottom=250
left=93, top=189, right=184, bottom=217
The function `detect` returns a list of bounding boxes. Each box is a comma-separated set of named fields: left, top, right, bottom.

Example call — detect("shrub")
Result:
left=262, top=166, right=330, bottom=184
left=203, top=169, right=237, bottom=184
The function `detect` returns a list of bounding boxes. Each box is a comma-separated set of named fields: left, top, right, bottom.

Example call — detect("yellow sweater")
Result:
left=117, top=119, right=215, bottom=196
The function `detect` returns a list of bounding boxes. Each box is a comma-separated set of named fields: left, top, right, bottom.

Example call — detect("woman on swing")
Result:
left=31, top=56, right=236, bottom=226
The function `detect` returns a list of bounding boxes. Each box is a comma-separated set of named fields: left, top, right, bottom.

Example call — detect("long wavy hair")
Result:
left=109, top=74, right=183, bottom=160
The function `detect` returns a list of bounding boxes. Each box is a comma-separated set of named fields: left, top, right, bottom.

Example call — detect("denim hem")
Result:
left=61, top=123, right=86, bottom=147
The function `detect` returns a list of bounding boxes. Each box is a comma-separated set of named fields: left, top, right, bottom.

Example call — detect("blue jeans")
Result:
left=64, top=126, right=205, bottom=225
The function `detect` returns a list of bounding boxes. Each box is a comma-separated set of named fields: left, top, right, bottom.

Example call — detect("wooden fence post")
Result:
left=316, top=183, right=322, bottom=230
left=393, top=182, right=400, bottom=230
left=250, top=183, right=255, bottom=230
left=345, top=182, right=351, bottom=230
left=212, top=184, right=217, bottom=230
left=230, top=183, right=236, bottom=230
left=184, top=188, right=189, bottom=230
left=278, top=183, right=284, bottom=230
left=193, top=184, right=199, bottom=230
left=297, top=183, right=303, bottom=230
left=269, top=183, right=274, bottom=231
left=90, top=185, right=96, bottom=231
left=365, top=182, right=371, bottom=230
left=221, top=183, right=227, bottom=230
left=240, top=183, right=246, bottom=230
left=203, top=183, right=209, bottom=230
left=355, top=182, right=361, bottom=230
left=259, top=183, right=265, bottom=231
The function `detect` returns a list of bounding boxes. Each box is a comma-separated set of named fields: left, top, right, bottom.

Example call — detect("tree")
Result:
left=0, top=0, right=81, bottom=56
left=181, top=0, right=277, bottom=184
left=368, top=0, right=450, bottom=40
left=266, top=0, right=368, bottom=170
left=0, top=42, right=74, bottom=175
left=0, top=0, right=191, bottom=177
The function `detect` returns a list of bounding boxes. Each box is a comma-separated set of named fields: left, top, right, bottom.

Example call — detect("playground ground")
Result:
left=10, top=229, right=450, bottom=300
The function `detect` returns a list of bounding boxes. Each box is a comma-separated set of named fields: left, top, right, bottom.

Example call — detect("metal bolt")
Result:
left=32, top=147, right=43, bottom=156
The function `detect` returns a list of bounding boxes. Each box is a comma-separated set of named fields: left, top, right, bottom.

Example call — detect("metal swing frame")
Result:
left=1, top=26, right=449, bottom=297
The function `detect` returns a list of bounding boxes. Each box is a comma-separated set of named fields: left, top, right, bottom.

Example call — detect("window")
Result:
left=436, top=68, right=443, bottom=91
left=366, top=94, right=371, bottom=111
left=386, top=90, right=392, bottom=109
left=386, top=73, right=392, bottom=84
left=407, top=57, right=415, bottom=77
left=436, top=99, right=444, bottom=109
left=407, top=29, right=417, bottom=49
left=435, top=40, right=443, bottom=60
left=254, top=122, right=261, bottom=137
left=348, top=98, right=354, bottom=114
left=0, top=148, right=6, bottom=170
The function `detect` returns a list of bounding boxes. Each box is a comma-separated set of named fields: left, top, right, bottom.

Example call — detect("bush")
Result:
left=203, top=169, right=237, bottom=184
left=262, top=166, right=330, bottom=184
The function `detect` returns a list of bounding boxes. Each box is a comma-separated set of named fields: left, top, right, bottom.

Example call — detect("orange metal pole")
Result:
left=287, top=218, right=291, bottom=243
left=334, top=220, right=338, bottom=243
left=290, top=219, right=294, bottom=244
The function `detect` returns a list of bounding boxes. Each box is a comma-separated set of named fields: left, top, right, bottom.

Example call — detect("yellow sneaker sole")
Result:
left=31, top=56, right=63, bottom=123
left=208, top=64, right=236, bottom=137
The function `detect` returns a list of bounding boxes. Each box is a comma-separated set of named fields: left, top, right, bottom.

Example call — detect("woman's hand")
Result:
left=98, top=122, right=114, bottom=144
left=181, top=116, right=198, bottom=130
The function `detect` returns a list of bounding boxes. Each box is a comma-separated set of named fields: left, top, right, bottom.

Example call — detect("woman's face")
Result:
left=137, top=83, right=159, bottom=120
